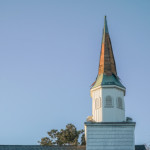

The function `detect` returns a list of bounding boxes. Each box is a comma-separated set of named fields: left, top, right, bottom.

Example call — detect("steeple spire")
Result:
left=99, top=16, right=117, bottom=76
left=91, top=16, right=125, bottom=90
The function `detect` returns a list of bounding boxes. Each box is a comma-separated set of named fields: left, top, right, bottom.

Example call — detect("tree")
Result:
left=38, top=123, right=85, bottom=146
left=39, top=137, right=53, bottom=146
left=81, top=133, right=86, bottom=145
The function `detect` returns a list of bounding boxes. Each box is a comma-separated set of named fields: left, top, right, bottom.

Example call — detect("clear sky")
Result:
left=0, top=0, right=150, bottom=145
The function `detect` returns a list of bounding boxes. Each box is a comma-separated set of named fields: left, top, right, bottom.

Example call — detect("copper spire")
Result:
left=98, top=16, right=117, bottom=76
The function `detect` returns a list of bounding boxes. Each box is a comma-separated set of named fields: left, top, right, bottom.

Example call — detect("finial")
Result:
left=104, top=16, right=108, bottom=33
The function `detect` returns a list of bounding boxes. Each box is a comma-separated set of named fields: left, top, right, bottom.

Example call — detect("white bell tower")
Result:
left=91, top=81, right=125, bottom=122
left=85, top=16, right=135, bottom=150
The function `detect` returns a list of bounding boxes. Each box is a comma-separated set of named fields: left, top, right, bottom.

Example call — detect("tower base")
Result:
left=85, top=122, right=136, bottom=150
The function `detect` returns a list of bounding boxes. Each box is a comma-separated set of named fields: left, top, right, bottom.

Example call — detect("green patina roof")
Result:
left=91, top=74, right=125, bottom=89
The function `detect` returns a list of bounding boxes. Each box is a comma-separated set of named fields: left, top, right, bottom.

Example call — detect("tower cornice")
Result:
left=90, top=84, right=126, bottom=97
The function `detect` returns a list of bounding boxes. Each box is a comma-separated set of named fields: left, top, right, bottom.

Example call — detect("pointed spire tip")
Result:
left=104, top=15, right=108, bottom=34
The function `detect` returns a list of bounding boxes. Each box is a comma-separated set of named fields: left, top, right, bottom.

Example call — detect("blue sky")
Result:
left=0, top=0, right=150, bottom=145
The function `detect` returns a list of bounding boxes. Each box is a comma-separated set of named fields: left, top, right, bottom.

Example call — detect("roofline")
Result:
left=85, top=121, right=136, bottom=126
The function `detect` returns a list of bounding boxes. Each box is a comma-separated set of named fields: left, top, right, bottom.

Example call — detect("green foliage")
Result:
left=38, top=123, right=85, bottom=146
left=81, top=133, right=86, bottom=145
left=38, top=137, right=53, bottom=146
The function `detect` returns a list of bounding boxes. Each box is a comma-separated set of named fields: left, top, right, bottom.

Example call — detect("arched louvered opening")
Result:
left=105, top=96, right=113, bottom=107
left=117, top=97, right=123, bottom=109
left=95, top=97, right=101, bottom=109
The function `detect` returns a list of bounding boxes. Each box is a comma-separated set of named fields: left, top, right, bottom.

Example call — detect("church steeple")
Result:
left=99, top=16, right=117, bottom=76
left=90, top=16, right=126, bottom=122
left=85, top=17, right=135, bottom=150
left=91, top=16, right=124, bottom=90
